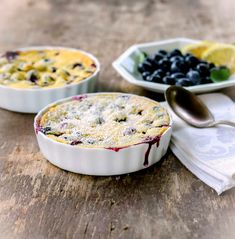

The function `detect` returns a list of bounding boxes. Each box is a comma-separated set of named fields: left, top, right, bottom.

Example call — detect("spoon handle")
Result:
left=212, top=120, right=235, bottom=127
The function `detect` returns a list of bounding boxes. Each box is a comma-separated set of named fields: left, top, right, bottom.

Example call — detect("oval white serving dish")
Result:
left=0, top=46, right=100, bottom=113
left=34, top=93, right=172, bottom=176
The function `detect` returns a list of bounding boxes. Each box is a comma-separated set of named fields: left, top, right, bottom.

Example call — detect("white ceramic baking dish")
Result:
left=0, top=46, right=100, bottom=113
left=34, top=93, right=172, bottom=176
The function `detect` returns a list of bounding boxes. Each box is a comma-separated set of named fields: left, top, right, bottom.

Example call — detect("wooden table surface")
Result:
left=1, top=0, right=235, bottom=238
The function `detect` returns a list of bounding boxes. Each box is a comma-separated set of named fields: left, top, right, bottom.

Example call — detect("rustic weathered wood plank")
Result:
left=0, top=0, right=235, bottom=238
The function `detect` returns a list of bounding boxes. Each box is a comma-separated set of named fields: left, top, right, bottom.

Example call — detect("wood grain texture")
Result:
left=0, top=0, right=235, bottom=238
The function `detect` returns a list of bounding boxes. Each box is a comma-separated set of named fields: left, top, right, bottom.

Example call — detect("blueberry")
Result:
left=170, top=61, right=188, bottom=73
left=138, top=61, right=153, bottom=73
left=168, top=49, right=182, bottom=58
left=145, top=75, right=153, bottom=82
left=170, top=61, right=181, bottom=73
left=158, top=50, right=168, bottom=55
left=152, top=76, right=162, bottom=83
left=29, top=73, right=38, bottom=83
left=158, top=58, right=171, bottom=71
left=154, top=53, right=164, bottom=62
left=123, top=127, right=137, bottom=136
left=186, top=70, right=201, bottom=85
left=72, top=63, right=83, bottom=69
left=4, top=51, right=19, bottom=61
left=171, top=72, right=185, bottom=79
left=206, top=77, right=213, bottom=83
left=97, top=117, right=105, bottom=125
left=185, top=53, right=193, bottom=58
left=185, top=55, right=199, bottom=68
left=162, top=76, right=175, bottom=85
left=179, top=62, right=188, bottom=73
left=71, top=140, right=82, bottom=145
left=175, top=78, right=194, bottom=86
left=151, top=74, right=163, bottom=83
left=169, top=56, right=184, bottom=63
left=51, top=67, right=57, bottom=73
left=145, top=57, right=155, bottom=65
left=209, top=63, right=215, bottom=69
left=142, top=71, right=151, bottom=80
left=153, top=69, right=165, bottom=78
left=152, top=61, right=160, bottom=69
left=41, top=127, right=52, bottom=134
left=147, top=57, right=159, bottom=69
left=87, top=139, right=96, bottom=144
left=201, top=77, right=213, bottom=84
left=137, top=63, right=145, bottom=73
left=196, top=63, right=210, bottom=77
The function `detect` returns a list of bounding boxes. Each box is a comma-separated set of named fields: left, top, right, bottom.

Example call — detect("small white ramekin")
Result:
left=0, top=46, right=100, bottom=113
left=34, top=93, right=172, bottom=176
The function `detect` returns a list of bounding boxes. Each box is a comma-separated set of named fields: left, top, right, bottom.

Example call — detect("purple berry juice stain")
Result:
left=72, top=95, right=87, bottom=101
left=105, top=146, right=128, bottom=152
left=105, top=135, right=161, bottom=166
left=35, top=119, right=42, bottom=134
left=4, top=51, right=19, bottom=61
left=143, top=136, right=161, bottom=167
left=71, top=140, right=82, bottom=145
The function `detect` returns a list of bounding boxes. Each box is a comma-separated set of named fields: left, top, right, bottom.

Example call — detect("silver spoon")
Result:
left=165, top=86, right=235, bottom=128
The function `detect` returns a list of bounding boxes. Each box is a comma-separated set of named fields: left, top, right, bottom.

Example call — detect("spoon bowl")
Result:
left=165, top=86, right=235, bottom=128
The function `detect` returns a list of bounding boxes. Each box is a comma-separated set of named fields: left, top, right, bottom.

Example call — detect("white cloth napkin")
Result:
left=163, top=93, right=235, bottom=194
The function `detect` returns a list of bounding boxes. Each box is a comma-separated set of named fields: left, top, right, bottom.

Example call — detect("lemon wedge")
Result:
left=181, top=41, right=215, bottom=58
left=202, top=44, right=235, bottom=73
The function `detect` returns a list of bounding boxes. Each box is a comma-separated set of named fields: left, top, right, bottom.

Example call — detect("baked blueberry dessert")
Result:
left=35, top=93, right=172, bottom=174
left=37, top=93, right=170, bottom=149
left=0, top=49, right=96, bottom=88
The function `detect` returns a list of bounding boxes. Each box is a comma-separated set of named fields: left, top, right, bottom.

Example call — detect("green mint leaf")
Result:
left=138, top=51, right=147, bottom=64
left=134, top=50, right=147, bottom=65
left=121, top=51, right=148, bottom=74
left=210, top=67, right=230, bottom=82
left=134, top=51, right=147, bottom=73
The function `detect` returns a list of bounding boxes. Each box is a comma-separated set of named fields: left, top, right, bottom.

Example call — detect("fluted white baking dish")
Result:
left=0, top=46, right=100, bottom=113
left=34, top=93, right=172, bottom=176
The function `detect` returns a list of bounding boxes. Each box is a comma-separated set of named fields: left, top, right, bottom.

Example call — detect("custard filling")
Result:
left=0, top=49, right=96, bottom=89
left=38, top=94, right=170, bottom=148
